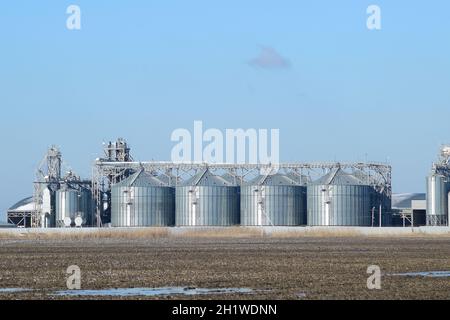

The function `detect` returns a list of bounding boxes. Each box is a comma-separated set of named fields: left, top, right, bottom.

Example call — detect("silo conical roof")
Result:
left=221, top=173, right=240, bottom=185
left=245, top=173, right=300, bottom=186
left=181, top=169, right=233, bottom=187
left=114, top=170, right=167, bottom=187
left=286, top=172, right=310, bottom=186
left=313, top=168, right=366, bottom=185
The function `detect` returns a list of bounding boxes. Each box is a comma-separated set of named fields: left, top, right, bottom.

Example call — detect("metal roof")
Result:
left=286, top=172, right=310, bottom=185
left=246, top=173, right=300, bottom=186
left=181, top=169, right=233, bottom=187
left=8, top=197, right=34, bottom=212
left=0, top=222, right=15, bottom=228
left=313, top=168, right=366, bottom=186
left=221, top=173, right=241, bottom=185
left=113, top=170, right=168, bottom=187
left=392, top=193, right=426, bottom=209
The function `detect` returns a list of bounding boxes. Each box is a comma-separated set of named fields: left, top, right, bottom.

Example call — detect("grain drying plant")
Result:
left=175, top=169, right=240, bottom=226
left=7, top=138, right=396, bottom=228
left=241, top=173, right=307, bottom=226
left=426, top=146, right=450, bottom=226
left=111, top=170, right=175, bottom=227
left=92, top=141, right=393, bottom=228
left=23, top=146, right=93, bottom=228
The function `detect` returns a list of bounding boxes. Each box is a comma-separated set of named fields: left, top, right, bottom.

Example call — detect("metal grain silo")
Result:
left=55, top=186, right=92, bottom=227
left=111, top=170, right=175, bottom=227
left=307, top=168, right=372, bottom=226
left=353, top=169, right=392, bottom=226
left=175, top=169, right=240, bottom=226
left=240, top=173, right=307, bottom=226
left=426, top=174, right=449, bottom=226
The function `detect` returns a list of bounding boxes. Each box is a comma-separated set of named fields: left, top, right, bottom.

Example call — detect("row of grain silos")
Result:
left=109, top=168, right=390, bottom=227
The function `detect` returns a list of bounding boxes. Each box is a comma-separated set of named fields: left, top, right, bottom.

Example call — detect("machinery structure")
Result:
left=93, top=139, right=393, bottom=227
left=426, top=146, right=450, bottom=226
left=32, top=146, right=92, bottom=228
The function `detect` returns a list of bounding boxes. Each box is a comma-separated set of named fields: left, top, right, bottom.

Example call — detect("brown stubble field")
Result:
left=0, top=236, right=449, bottom=300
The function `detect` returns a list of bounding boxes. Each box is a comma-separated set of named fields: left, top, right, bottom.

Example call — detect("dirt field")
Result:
left=0, top=236, right=449, bottom=300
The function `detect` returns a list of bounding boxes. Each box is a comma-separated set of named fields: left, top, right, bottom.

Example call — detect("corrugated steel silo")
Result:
left=240, top=173, right=307, bottom=226
left=426, top=175, right=449, bottom=226
left=353, top=169, right=392, bottom=226
left=175, top=169, right=240, bottom=226
left=111, top=170, right=175, bottom=227
left=55, top=187, right=92, bottom=227
left=307, top=168, right=372, bottom=226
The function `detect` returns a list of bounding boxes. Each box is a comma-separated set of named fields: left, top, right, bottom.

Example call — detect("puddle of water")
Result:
left=0, top=288, right=32, bottom=293
left=53, top=287, right=254, bottom=297
left=390, top=271, right=450, bottom=278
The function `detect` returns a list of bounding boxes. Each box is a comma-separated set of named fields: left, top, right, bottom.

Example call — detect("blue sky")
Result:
left=1, top=1, right=450, bottom=220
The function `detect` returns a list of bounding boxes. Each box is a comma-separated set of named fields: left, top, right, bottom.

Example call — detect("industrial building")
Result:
left=92, top=142, right=393, bottom=228
left=426, top=146, right=450, bottom=226
left=8, top=146, right=94, bottom=228
left=6, top=138, right=400, bottom=229
left=8, top=140, right=450, bottom=230
left=7, top=197, right=34, bottom=227
left=391, top=193, right=427, bottom=227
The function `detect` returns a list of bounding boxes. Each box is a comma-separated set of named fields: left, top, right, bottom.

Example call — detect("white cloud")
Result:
left=249, top=47, right=291, bottom=69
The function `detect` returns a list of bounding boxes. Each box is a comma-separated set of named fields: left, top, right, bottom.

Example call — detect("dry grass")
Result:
left=0, top=226, right=449, bottom=240
left=269, top=229, right=363, bottom=238
left=0, top=228, right=170, bottom=240
left=175, top=227, right=264, bottom=238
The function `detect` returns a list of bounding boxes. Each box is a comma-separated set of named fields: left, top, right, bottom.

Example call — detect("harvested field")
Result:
left=0, top=234, right=449, bottom=300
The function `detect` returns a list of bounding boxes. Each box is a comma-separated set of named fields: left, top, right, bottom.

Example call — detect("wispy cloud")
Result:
left=248, top=47, right=291, bottom=69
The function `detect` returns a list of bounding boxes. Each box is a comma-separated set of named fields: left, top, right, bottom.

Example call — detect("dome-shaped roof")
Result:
left=8, top=197, right=34, bottom=212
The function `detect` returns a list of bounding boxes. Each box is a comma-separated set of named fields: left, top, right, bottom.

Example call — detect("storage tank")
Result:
left=41, top=187, right=55, bottom=228
left=175, top=169, right=240, bottom=226
left=307, top=168, right=372, bottom=226
left=241, top=173, right=307, bottom=226
left=426, top=174, right=449, bottom=226
left=353, top=169, right=392, bottom=226
left=55, top=186, right=92, bottom=227
left=111, top=170, right=175, bottom=227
